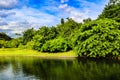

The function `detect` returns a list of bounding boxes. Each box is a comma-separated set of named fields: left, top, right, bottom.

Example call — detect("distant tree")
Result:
left=41, top=37, right=69, bottom=52
left=15, top=33, right=21, bottom=38
left=57, top=18, right=80, bottom=39
left=32, top=26, right=58, bottom=51
left=83, top=18, right=92, bottom=23
left=0, top=40, right=5, bottom=48
left=61, top=18, right=65, bottom=24
left=22, top=28, right=36, bottom=45
left=0, top=32, right=11, bottom=41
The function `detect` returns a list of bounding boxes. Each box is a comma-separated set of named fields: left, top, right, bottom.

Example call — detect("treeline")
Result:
left=0, top=0, right=120, bottom=58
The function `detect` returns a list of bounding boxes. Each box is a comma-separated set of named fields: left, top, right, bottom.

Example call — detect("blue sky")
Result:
left=0, top=0, right=109, bottom=37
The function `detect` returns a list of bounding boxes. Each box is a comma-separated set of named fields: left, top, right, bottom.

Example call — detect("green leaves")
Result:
left=41, top=37, right=69, bottom=52
left=22, top=28, right=36, bottom=45
left=32, top=26, right=58, bottom=51
left=72, top=19, right=120, bottom=57
left=98, top=0, right=120, bottom=22
left=0, top=40, right=5, bottom=48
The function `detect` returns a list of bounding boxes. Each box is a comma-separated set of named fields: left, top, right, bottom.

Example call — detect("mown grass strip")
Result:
left=0, top=48, right=77, bottom=58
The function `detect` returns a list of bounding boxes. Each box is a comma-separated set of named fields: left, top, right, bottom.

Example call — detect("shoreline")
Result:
left=0, top=48, right=120, bottom=60
left=0, top=48, right=77, bottom=58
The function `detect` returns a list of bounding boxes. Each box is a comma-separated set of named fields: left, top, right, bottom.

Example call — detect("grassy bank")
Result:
left=0, top=48, right=77, bottom=58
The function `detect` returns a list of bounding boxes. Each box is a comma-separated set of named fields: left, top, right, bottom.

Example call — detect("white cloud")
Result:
left=0, top=7, right=59, bottom=36
left=0, top=20, right=8, bottom=26
left=77, top=0, right=109, bottom=19
left=58, top=0, right=109, bottom=23
left=0, top=0, right=18, bottom=9
left=69, top=10, right=88, bottom=22
left=58, top=4, right=68, bottom=9
left=58, top=3, right=89, bottom=23
left=0, top=10, right=16, bottom=18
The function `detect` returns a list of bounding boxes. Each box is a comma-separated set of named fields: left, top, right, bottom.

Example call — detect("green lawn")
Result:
left=0, top=48, right=77, bottom=58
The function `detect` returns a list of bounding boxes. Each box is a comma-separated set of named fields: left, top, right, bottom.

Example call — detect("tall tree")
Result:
left=98, top=0, right=120, bottom=22
left=83, top=18, right=92, bottom=23
left=22, top=28, right=36, bottom=45
left=61, top=18, right=65, bottom=24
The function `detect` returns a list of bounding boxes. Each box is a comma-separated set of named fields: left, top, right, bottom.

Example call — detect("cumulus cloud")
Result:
left=0, top=7, right=59, bottom=37
left=0, top=20, right=8, bottom=26
left=0, top=0, right=18, bottom=10
left=0, top=29, right=13, bottom=33
left=58, top=0, right=109, bottom=23
left=0, top=11, right=16, bottom=18
left=77, top=0, right=109, bottom=19
left=58, top=4, right=68, bottom=9
left=58, top=3, right=88, bottom=23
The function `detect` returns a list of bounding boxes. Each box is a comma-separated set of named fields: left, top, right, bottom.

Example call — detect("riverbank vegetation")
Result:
left=0, top=0, right=120, bottom=58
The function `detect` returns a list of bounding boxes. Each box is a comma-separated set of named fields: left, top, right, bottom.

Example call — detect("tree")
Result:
left=22, top=28, right=36, bottom=45
left=41, top=37, right=69, bottom=52
left=72, top=19, right=120, bottom=58
left=83, top=18, right=92, bottom=23
left=32, top=26, right=58, bottom=51
left=5, top=39, right=22, bottom=48
left=98, top=0, right=120, bottom=22
left=0, top=40, right=5, bottom=48
left=57, top=18, right=80, bottom=39
left=15, top=33, right=21, bottom=38
left=0, top=32, right=12, bottom=41
left=61, top=18, right=65, bottom=24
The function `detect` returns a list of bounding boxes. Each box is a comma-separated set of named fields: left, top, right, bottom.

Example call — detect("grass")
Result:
left=0, top=48, right=77, bottom=58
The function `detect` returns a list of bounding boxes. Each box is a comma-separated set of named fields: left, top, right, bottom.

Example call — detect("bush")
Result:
left=5, top=39, right=21, bottom=48
left=18, top=41, right=34, bottom=49
left=32, top=26, right=58, bottom=51
left=72, top=19, right=120, bottom=57
left=41, top=37, right=69, bottom=52
left=0, top=40, right=5, bottom=48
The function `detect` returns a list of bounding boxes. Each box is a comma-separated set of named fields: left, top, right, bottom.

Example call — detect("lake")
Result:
left=0, top=57, right=120, bottom=80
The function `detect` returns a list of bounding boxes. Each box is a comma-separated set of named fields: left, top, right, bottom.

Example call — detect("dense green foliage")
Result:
left=32, top=26, right=58, bottom=51
left=72, top=19, right=120, bottom=57
left=22, top=28, right=36, bottom=45
left=0, top=0, right=120, bottom=58
left=41, top=37, right=69, bottom=52
left=99, top=0, right=120, bottom=22
left=5, top=39, right=22, bottom=48
left=57, top=18, right=80, bottom=39
left=0, top=40, right=5, bottom=48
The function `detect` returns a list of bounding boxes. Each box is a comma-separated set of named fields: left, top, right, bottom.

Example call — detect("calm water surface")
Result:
left=0, top=57, right=120, bottom=80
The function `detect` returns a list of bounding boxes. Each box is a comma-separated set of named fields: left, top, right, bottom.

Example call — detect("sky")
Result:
left=0, top=0, right=109, bottom=37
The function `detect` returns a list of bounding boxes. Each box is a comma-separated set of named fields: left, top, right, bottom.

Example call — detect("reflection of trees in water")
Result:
left=0, top=58, right=9, bottom=72
left=0, top=58, right=120, bottom=80
left=21, top=59, right=120, bottom=80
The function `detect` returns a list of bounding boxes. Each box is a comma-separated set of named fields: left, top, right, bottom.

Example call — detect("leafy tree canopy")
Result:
left=72, top=19, right=120, bottom=57
left=41, top=37, right=69, bottom=52
left=22, top=28, right=36, bottom=45
left=98, top=0, right=120, bottom=22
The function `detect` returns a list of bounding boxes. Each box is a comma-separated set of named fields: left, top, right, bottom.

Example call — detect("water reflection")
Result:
left=0, top=57, right=120, bottom=80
